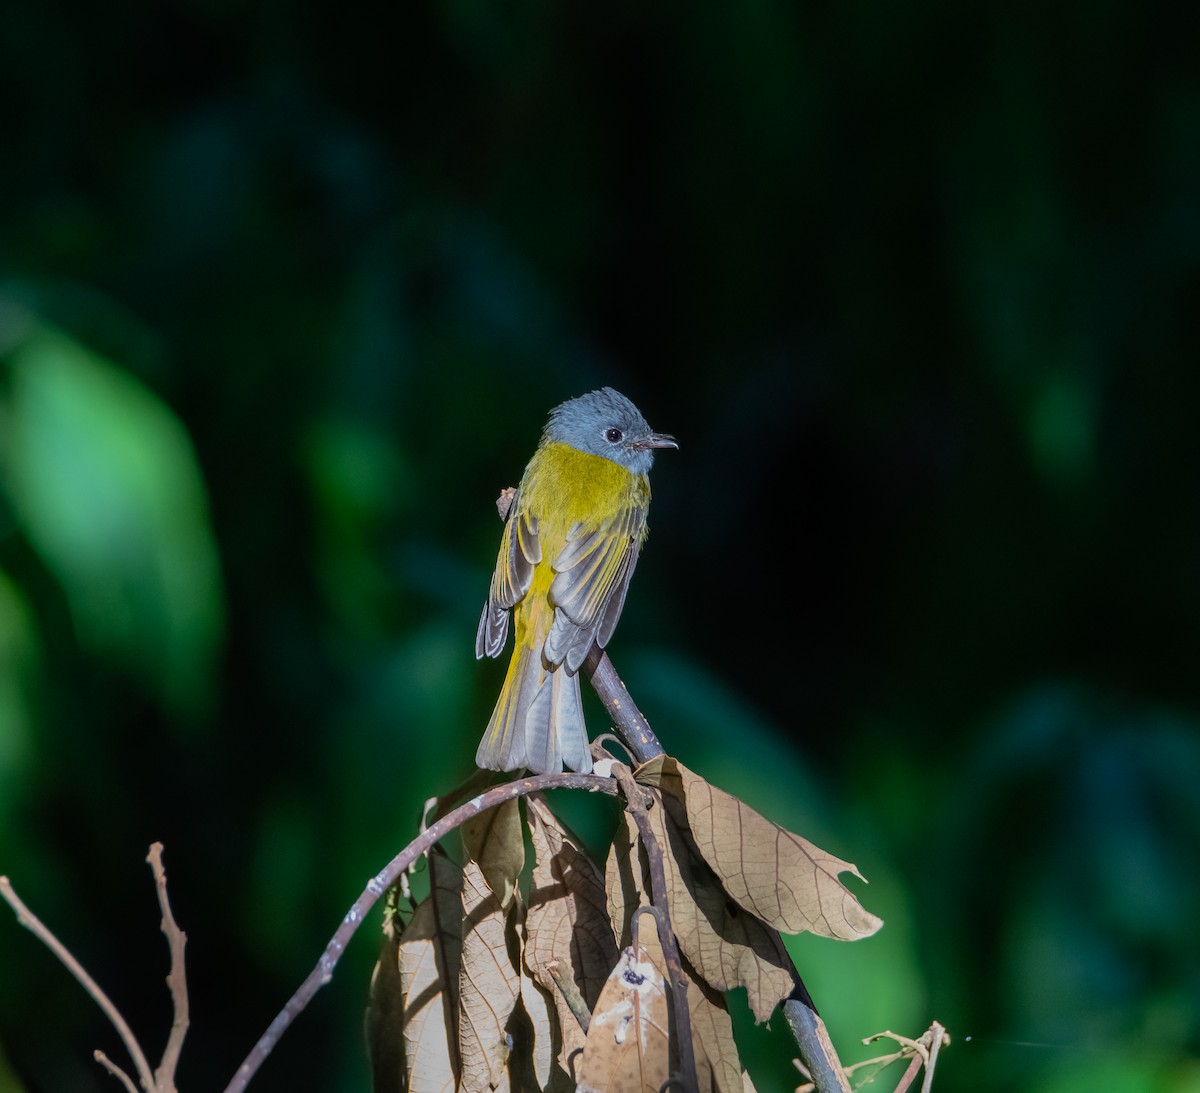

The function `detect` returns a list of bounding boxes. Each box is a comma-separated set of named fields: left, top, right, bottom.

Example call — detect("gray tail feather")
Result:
left=477, top=644, right=592, bottom=775
left=527, top=664, right=592, bottom=774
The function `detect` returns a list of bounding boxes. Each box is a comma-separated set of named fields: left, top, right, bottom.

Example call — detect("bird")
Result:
left=475, top=387, right=677, bottom=775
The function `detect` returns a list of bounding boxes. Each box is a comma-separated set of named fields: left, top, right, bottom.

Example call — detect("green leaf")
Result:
left=3, top=327, right=223, bottom=714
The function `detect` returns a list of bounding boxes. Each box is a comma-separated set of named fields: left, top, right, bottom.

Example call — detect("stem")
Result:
left=783, top=990, right=852, bottom=1093
left=921, top=1022, right=948, bottom=1093
left=545, top=960, right=591, bottom=1034
left=93, top=1050, right=140, bottom=1093
left=146, top=843, right=189, bottom=1093
left=583, top=646, right=665, bottom=764
left=614, top=767, right=699, bottom=1093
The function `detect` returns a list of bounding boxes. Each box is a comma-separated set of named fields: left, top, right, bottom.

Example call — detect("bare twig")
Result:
left=795, top=1023, right=950, bottom=1093
left=860, top=1030, right=928, bottom=1093
left=613, top=765, right=699, bottom=1093
left=0, top=875, right=157, bottom=1093
left=784, top=985, right=852, bottom=1093
left=591, top=731, right=636, bottom=766
left=223, top=770, right=620, bottom=1093
left=545, top=959, right=591, bottom=1034
left=2, top=847, right=193, bottom=1093
left=93, top=1049, right=141, bottom=1093
left=583, top=646, right=666, bottom=764
left=893, top=1054, right=926, bottom=1093
left=146, top=843, right=189, bottom=1093
left=922, top=1023, right=948, bottom=1093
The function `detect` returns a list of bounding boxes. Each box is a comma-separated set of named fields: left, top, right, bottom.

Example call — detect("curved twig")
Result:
left=223, top=771, right=619, bottom=1093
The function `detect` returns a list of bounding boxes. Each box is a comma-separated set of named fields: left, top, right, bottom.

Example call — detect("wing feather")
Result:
left=544, top=500, right=646, bottom=671
left=596, top=547, right=639, bottom=649
left=475, top=501, right=540, bottom=659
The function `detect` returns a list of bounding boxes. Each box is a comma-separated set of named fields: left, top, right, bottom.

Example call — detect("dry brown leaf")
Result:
left=496, top=486, right=518, bottom=520
left=525, top=796, right=619, bottom=1076
left=635, top=922, right=748, bottom=1093
left=367, top=852, right=463, bottom=1093
left=367, top=908, right=409, bottom=1093
left=576, top=946, right=671, bottom=1093
left=638, top=756, right=883, bottom=941
left=367, top=906, right=405, bottom=1093
left=518, top=961, right=561, bottom=1092
left=685, top=966, right=747, bottom=1093
left=606, top=801, right=793, bottom=1023
left=459, top=859, right=521, bottom=1092
left=462, top=795, right=526, bottom=910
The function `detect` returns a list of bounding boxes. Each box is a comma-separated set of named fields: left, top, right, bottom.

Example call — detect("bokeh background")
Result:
left=2, top=1, right=1198, bottom=1091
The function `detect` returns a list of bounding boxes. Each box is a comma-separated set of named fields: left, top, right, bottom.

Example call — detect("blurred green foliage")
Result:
left=1, top=0, right=1198, bottom=1091
left=5, top=320, right=223, bottom=715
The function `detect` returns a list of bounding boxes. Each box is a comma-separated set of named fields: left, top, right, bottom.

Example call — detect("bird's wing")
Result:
left=475, top=497, right=541, bottom=659
left=544, top=500, right=647, bottom=672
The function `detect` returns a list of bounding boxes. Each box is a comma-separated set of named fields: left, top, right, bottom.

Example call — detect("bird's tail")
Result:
left=476, top=642, right=592, bottom=775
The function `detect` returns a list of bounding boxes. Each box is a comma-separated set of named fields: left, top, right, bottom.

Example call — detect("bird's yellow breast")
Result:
left=521, top=442, right=650, bottom=545
left=514, top=442, right=651, bottom=645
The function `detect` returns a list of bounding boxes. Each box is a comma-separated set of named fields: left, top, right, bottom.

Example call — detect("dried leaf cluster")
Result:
left=368, top=757, right=882, bottom=1093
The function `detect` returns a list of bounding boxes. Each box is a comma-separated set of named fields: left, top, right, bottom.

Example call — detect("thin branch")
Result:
left=797, top=1048, right=915, bottom=1093
left=892, top=1054, right=926, bottom=1093
left=591, top=731, right=636, bottom=766
left=796, top=1023, right=950, bottom=1093
left=583, top=646, right=665, bottom=764
left=146, top=843, right=189, bottom=1093
left=93, top=1049, right=140, bottom=1093
left=584, top=644, right=852, bottom=1093
left=223, top=771, right=619, bottom=1093
left=860, top=1030, right=928, bottom=1093
left=545, top=959, right=591, bottom=1034
left=922, top=1022, right=949, bottom=1093
left=783, top=988, right=852, bottom=1093
left=613, top=765, right=699, bottom=1093
left=0, top=875, right=158, bottom=1093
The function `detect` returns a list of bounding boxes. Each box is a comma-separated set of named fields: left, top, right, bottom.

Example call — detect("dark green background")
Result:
left=2, top=1, right=1197, bottom=1091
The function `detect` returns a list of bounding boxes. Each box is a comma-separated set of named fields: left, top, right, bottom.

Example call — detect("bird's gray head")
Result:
left=543, top=387, right=678, bottom=476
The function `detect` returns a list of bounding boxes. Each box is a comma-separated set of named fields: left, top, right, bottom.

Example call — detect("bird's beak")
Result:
left=632, top=432, right=679, bottom=451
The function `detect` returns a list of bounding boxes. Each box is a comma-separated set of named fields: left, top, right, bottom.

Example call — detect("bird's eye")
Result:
left=605, top=427, right=623, bottom=443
